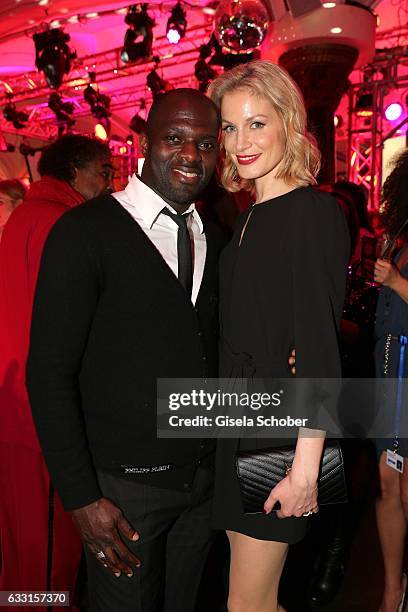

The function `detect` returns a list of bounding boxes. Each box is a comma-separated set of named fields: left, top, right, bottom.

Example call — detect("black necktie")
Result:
left=161, top=207, right=193, bottom=296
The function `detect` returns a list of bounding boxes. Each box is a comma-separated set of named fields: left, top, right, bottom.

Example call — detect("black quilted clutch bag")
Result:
left=236, top=440, right=347, bottom=514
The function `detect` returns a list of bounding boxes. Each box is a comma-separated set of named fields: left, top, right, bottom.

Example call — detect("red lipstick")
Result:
left=236, top=154, right=261, bottom=165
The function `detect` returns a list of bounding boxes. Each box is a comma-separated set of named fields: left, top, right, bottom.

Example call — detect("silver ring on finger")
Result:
left=302, top=511, right=313, bottom=517
left=96, top=551, right=107, bottom=560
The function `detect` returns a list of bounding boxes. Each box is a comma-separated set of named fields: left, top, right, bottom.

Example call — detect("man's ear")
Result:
left=70, top=165, right=78, bottom=188
left=139, top=132, right=148, bottom=157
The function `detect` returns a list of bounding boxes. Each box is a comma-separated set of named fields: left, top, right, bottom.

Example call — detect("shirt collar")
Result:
left=121, top=174, right=204, bottom=234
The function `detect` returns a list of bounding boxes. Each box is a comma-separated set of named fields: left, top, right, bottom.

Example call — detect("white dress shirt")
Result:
left=113, top=174, right=206, bottom=305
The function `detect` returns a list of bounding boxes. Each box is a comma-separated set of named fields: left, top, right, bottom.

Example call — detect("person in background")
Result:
left=0, top=179, right=26, bottom=242
left=335, top=181, right=372, bottom=238
left=331, top=187, right=360, bottom=260
left=0, top=134, right=113, bottom=610
left=335, top=181, right=376, bottom=275
left=374, top=149, right=408, bottom=612
left=209, top=61, right=349, bottom=612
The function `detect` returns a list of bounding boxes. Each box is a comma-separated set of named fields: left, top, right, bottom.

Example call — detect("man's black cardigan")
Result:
left=26, top=195, right=223, bottom=511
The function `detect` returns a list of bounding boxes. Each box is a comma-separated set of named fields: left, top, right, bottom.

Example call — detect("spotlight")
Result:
left=384, top=102, right=403, bottom=121
left=33, top=28, right=76, bottom=89
left=83, top=73, right=111, bottom=121
left=48, top=92, right=75, bottom=135
left=130, top=100, right=147, bottom=134
left=356, top=93, right=373, bottom=117
left=95, top=122, right=109, bottom=141
left=195, top=44, right=218, bottom=93
left=2, top=96, right=29, bottom=129
left=166, top=2, right=187, bottom=44
left=130, top=114, right=146, bottom=133
left=121, top=4, right=155, bottom=64
left=206, top=33, right=258, bottom=69
left=146, top=62, right=173, bottom=100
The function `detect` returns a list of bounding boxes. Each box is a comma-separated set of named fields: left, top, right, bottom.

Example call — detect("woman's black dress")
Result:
left=213, top=186, right=350, bottom=543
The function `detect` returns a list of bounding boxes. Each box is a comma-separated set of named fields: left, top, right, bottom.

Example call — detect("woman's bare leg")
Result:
left=376, top=452, right=407, bottom=612
left=227, top=530, right=288, bottom=612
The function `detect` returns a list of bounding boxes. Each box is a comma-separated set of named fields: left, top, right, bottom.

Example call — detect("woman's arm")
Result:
left=375, top=258, right=408, bottom=304
left=263, top=429, right=325, bottom=517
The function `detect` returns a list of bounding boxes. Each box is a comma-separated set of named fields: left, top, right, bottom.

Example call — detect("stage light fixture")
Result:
left=195, top=44, right=218, bottom=92
left=384, top=102, right=403, bottom=121
left=130, top=114, right=147, bottom=133
left=166, top=2, right=187, bottom=44
left=83, top=73, right=111, bottom=123
left=130, top=100, right=147, bottom=134
left=33, top=28, right=76, bottom=89
left=206, top=33, right=258, bottom=69
left=48, top=92, right=75, bottom=135
left=2, top=96, right=29, bottom=130
left=146, top=62, right=173, bottom=100
left=121, top=4, right=155, bottom=64
left=356, top=93, right=373, bottom=117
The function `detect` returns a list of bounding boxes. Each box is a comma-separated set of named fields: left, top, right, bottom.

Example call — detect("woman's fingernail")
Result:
left=115, top=572, right=121, bottom=578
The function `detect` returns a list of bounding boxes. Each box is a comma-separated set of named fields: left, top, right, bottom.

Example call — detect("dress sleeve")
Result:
left=26, top=211, right=102, bottom=511
left=292, top=192, right=349, bottom=424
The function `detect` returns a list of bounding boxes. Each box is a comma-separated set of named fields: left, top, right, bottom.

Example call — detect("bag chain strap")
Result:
left=383, top=333, right=392, bottom=377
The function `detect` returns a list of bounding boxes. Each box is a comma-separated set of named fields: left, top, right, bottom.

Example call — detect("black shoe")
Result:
left=307, top=537, right=346, bottom=608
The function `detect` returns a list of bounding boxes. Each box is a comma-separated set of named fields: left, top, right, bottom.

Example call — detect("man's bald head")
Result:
left=145, top=89, right=221, bottom=137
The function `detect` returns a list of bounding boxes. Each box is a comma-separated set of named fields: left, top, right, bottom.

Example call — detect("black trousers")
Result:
left=85, top=467, right=214, bottom=612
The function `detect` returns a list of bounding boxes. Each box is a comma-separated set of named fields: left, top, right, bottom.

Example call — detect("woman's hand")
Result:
left=263, top=468, right=319, bottom=518
left=374, top=258, right=400, bottom=288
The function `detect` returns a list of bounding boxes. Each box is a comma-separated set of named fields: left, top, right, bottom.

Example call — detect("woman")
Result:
left=209, top=61, right=349, bottom=612
left=0, top=178, right=26, bottom=242
left=374, top=149, right=408, bottom=612
left=0, top=135, right=112, bottom=605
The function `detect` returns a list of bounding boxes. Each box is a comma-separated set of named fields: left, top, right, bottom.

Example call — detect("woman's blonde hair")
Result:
left=208, top=60, right=321, bottom=193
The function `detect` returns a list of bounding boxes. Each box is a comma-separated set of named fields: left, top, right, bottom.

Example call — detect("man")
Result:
left=0, top=134, right=113, bottom=608
left=26, top=90, right=223, bottom=612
